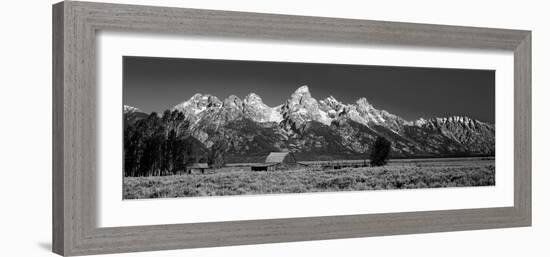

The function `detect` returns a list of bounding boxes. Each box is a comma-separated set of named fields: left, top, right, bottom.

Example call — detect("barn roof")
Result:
left=189, top=163, right=209, bottom=169
left=265, top=152, right=296, bottom=163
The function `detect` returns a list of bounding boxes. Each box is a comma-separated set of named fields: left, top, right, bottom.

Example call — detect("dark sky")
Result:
left=123, top=56, right=495, bottom=123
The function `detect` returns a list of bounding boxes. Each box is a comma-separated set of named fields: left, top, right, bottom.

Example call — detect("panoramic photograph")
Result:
left=122, top=56, right=496, bottom=199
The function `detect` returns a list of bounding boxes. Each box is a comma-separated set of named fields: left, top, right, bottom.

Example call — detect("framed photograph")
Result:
left=53, top=1, right=531, bottom=256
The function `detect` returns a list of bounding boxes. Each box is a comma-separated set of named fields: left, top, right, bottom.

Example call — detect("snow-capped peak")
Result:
left=172, top=93, right=222, bottom=115
left=413, top=118, right=428, bottom=126
left=241, top=93, right=282, bottom=123
left=123, top=105, right=141, bottom=114
left=243, top=93, right=264, bottom=106
left=288, top=85, right=316, bottom=106
left=294, top=85, right=311, bottom=95
left=319, top=96, right=345, bottom=119
left=432, top=116, right=474, bottom=125
left=281, top=85, right=332, bottom=126
left=325, top=95, right=339, bottom=103
left=413, top=116, right=493, bottom=133
left=355, top=97, right=373, bottom=109
left=320, top=95, right=343, bottom=109
left=223, top=95, right=243, bottom=108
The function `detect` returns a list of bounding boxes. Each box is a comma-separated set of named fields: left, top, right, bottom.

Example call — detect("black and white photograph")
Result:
left=123, top=56, right=496, bottom=199
left=2, top=0, right=543, bottom=256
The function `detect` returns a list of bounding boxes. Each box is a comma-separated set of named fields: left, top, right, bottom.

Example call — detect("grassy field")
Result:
left=123, top=158, right=495, bottom=199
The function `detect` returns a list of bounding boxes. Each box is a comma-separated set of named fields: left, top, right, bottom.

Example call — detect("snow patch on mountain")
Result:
left=243, top=93, right=282, bottom=123
left=281, top=85, right=332, bottom=126
left=173, top=93, right=222, bottom=116
left=123, top=105, right=142, bottom=114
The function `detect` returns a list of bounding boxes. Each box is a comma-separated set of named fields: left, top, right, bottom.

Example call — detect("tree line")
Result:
left=124, top=110, right=225, bottom=177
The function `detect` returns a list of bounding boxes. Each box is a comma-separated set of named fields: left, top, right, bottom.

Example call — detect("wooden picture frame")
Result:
left=52, top=1, right=531, bottom=256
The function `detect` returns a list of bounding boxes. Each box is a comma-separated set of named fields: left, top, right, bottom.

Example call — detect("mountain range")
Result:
left=124, top=85, right=495, bottom=162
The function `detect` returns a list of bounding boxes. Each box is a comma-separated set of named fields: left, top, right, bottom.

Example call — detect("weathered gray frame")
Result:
left=52, top=1, right=531, bottom=256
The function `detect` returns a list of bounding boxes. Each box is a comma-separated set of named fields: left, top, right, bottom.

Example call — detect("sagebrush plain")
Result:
left=123, top=157, right=495, bottom=199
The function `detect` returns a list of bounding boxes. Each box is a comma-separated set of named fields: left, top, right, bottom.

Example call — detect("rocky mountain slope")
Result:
left=125, top=85, right=495, bottom=162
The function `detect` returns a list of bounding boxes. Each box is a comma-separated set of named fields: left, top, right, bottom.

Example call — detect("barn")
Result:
left=249, top=152, right=300, bottom=171
left=186, top=163, right=209, bottom=174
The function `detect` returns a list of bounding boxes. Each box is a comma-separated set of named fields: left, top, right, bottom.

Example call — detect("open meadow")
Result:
left=123, top=157, right=495, bottom=199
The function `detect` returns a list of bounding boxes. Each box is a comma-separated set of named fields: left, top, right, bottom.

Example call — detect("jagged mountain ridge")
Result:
left=125, top=85, right=495, bottom=162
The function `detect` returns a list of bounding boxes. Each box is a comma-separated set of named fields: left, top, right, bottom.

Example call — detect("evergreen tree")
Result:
left=208, top=139, right=227, bottom=168
left=123, top=109, right=209, bottom=177
left=369, top=136, right=392, bottom=167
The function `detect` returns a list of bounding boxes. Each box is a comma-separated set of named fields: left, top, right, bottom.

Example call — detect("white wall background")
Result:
left=0, top=0, right=547, bottom=256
